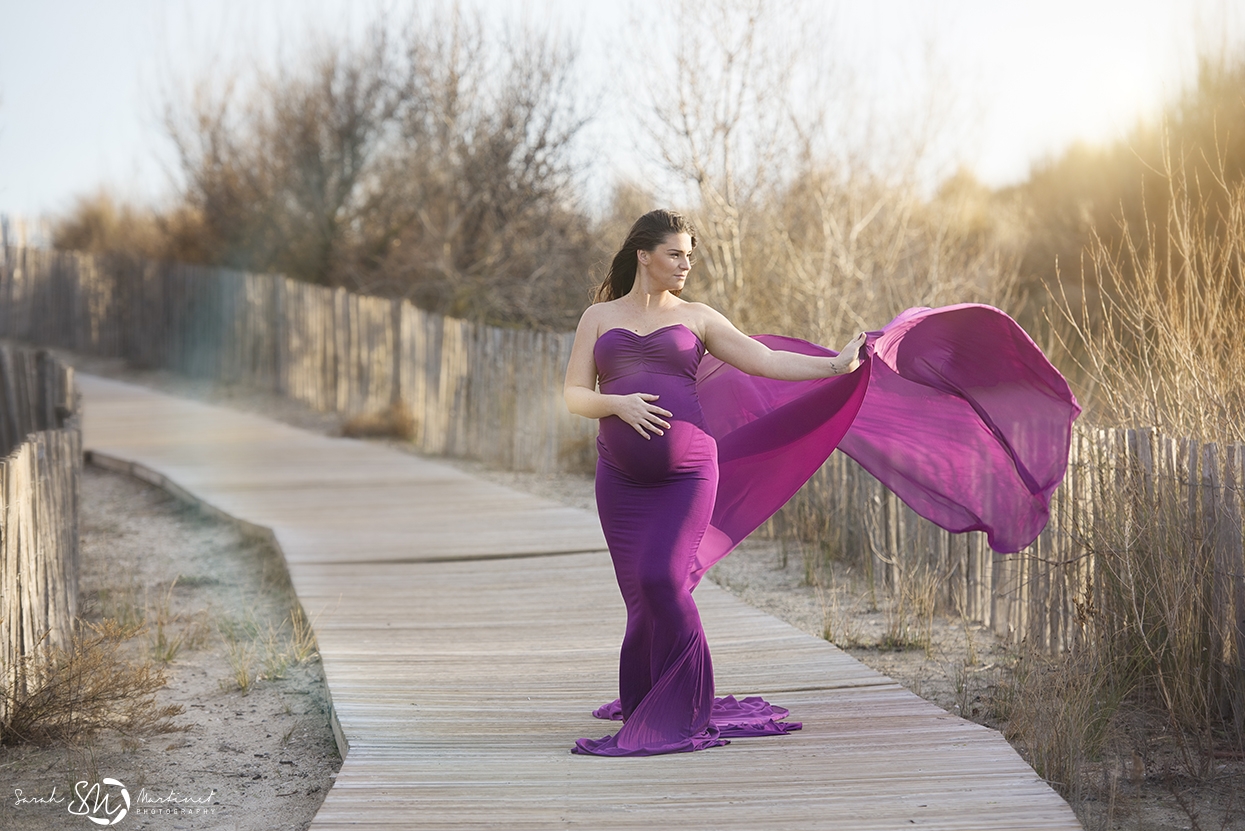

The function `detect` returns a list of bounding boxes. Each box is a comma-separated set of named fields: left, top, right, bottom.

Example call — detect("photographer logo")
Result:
left=67, top=778, right=130, bottom=826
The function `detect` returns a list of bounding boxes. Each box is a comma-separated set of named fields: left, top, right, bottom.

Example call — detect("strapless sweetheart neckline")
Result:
left=600, top=323, right=701, bottom=344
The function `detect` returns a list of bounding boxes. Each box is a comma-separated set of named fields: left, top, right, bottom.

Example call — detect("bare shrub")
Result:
left=50, top=189, right=209, bottom=264
left=168, top=25, right=401, bottom=289
left=1006, top=131, right=1245, bottom=817
left=625, top=0, right=1019, bottom=347
left=756, top=164, right=1023, bottom=345
left=156, top=8, right=599, bottom=330
left=1, top=620, right=184, bottom=746
left=1051, top=136, right=1245, bottom=443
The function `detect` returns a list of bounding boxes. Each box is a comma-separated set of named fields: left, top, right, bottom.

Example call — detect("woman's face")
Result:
left=638, top=232, right=693, bottom=293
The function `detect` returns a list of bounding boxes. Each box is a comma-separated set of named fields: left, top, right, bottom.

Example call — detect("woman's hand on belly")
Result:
left=610, top=393, right=673, bottom=439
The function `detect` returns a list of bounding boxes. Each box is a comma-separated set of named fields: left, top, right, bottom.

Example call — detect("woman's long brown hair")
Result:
left=594, top=210, right=698, bottom=303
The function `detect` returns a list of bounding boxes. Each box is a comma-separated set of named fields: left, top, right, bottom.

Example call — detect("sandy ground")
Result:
left=6, top=346, right=1242, bottom=830
left=1, top=464, right=342, bottom=829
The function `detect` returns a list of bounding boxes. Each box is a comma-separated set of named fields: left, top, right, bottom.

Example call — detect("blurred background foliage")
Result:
left=47, top=2, right=1245, bottom=441
left=55, top=9, right=604, bottom=330
left=1011, top=53, right=1245, bottom=298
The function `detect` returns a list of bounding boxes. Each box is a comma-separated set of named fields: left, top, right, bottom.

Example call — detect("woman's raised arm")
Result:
left=699, top=305, right=865, bottom=380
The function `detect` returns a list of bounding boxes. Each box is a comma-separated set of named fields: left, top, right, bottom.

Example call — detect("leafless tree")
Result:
left=624, top=0, right=1017, bottom=344
left=161, top=7, right=599, bottom=329
left=624, top=0, right=800, bottom=321
left=358, top=12, right=595, bottom=325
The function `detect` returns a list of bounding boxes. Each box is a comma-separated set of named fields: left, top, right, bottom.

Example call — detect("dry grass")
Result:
left=288, top=605, right=320, bottom=665
left=148, top=577, right=212, bottom=663
left=221, top=637, right=258, bottom=695
left=0, top=619, right=185, bottom=746
left=216, top=605, right=321, bottom=695
left=1049, top=459, right=1244, bottom=769
left=878, top=562, right=940, bottom=655
left=91, top=575, right=211, bottom=664
left=992, top=646, right=1124, bottom=805
left=94, top=579, right=145, bottom=631
left=1050, top=130, right=1245, bottom=444
left=813, top=580, right=865, bottom=649
left=340, top=400, right=417, bottom=441
left=987, top=138, right=1245, bottom=825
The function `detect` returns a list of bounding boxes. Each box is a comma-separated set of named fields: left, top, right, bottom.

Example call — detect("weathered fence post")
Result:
left=0, top=346, right=82, bottom=733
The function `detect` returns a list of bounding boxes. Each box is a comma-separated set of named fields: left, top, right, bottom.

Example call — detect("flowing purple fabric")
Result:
left=573, top=306, right=1079, bottom=757
left=838, top=305, right=1080, bottom=553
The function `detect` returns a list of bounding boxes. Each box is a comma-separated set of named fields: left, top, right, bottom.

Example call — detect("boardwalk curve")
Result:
left=78, top=374, right=1080, bottom=830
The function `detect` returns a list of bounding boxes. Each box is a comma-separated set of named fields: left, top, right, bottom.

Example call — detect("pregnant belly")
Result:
left=597, top=375, right=716, bottom=483
left=598, top=417, right=716, bottom=483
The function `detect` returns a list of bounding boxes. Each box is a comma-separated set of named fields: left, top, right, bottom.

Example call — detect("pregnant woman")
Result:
left=564, top=209, right=1079, bottom=757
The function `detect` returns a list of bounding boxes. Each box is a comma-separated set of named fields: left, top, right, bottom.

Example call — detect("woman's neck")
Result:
left=625, top=283, right=678, bottom=313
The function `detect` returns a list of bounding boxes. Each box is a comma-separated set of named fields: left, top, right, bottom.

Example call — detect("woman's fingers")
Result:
left=637, top=409, right=669, bottom=436
left=632, top=418, right=665, bottom=438
left=830, top=332, right=869, bottom=377
left=841, top=331, right=868, bottom=363
left=644, top=402, right=672, bottom=430
left=638, top=394, right=673, bottom=415
left=624, top=393, right=671, bottom=438
left=634, top=393, right=671, bottom=422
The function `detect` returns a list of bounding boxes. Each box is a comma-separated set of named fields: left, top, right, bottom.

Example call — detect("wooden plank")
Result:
left=1224, top=445, right=1245, bottom=678
left=1204, top=444, right=1228, bottom=665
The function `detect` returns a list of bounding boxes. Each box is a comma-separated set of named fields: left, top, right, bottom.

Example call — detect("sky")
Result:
left=0, top=0, right=1242, bottom=222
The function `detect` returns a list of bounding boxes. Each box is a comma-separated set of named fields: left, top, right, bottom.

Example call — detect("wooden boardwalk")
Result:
left=77, top=374, right=1081, bottom=830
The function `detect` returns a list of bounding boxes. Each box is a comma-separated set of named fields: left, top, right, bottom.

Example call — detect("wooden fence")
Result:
left=0, top=344, right=81, bottom=727
left=0, top=246, right=595, bottom=473
left=2, top=245, right=1242, bottom=669
left=772, top=422, right=1245, bottom=674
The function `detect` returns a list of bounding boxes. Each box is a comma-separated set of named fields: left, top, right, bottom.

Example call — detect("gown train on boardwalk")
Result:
left=572, top=304, right=1080, bottom=757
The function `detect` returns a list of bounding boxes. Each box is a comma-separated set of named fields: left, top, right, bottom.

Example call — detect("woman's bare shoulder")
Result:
left=682, top=301, right=731, bottom=327
left=575, top=302, right=608, bottom=333
left=575, top=303, right=605, bottom=326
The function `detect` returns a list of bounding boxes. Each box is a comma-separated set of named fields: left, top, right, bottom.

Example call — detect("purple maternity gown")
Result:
left=572, top=305, right=1080, bottom=757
